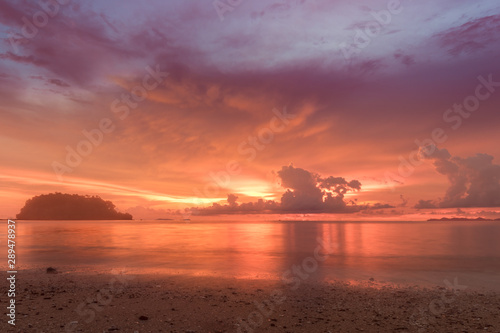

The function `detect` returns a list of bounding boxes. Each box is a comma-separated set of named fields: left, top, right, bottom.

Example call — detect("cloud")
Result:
left=195, top=165, right=392, bottom=214
left=393, top=50, right=415, bottom=66
left=29, top=75, right=70, bottom=87
left=414, top=199, right=437, bottom=209
left=278, top=165, right=324, bottom=211
left=193, top=194, right=279, bottom=215
left=417, top=147, right=500, bottom=208
left=278, top=165, right=363, bottom=212
left=435, top=15, right=500, bottom=56
left=48, top=78, right=70, bottom=87
left=369, top=203, right=395, bottom=209
left=0, top=52, right=47, bottom=66
left=1, top=1, right=148, bottom=86
left=398, top=194, right=408, bottom=207
left=125, top=206, right=180, bottom=220
left=227, top=193, right=238, bottom=206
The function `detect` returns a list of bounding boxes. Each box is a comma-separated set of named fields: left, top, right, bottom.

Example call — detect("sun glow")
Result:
left=227, top=179, right=280, bottom=200
left=0, top=171, right=223, bottom=206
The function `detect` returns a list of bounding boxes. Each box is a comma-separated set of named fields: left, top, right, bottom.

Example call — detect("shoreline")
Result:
left=2, top=269, right=499, bottom=332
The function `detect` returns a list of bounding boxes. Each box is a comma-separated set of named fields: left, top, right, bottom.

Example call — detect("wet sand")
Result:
left=2, top=269, right=500, bottom=333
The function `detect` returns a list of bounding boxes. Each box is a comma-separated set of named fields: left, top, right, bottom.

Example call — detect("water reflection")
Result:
left=6, top=220, right=500, bottom=290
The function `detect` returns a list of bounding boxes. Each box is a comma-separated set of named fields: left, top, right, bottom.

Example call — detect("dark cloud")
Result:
left=251, top=0, right=322, bottom=19
left=1, top=1, right=144, bottom=86
left=353, top=59, right=385, bottom=74
left=393, top=50, right=415, bottom=66
left=0, top=1, right=39, bottom=26
left=369, top=203, right=395, bottom=209
left=414, top=199, right=438, bottom=209
left=48, top=78, right=70, bottom=87
left=194, top=194, right=280, bottom=215
left=29, top=75, right=70, bottom=87
left=435, top=15, right=500, bottom=56
left=278, top=165, right=324, bottom=211
left=278, top=165, right=362, bottom=212
left=227, top=193, right=238, bottom=206
left=417, top=147, right=500, bottom=208
left=399, top=194, right=408, bottom=207
left=0, top=52, right=47, bottom=66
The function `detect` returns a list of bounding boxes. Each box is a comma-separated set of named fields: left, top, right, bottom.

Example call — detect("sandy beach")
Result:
left=2, top=269, right=500, bottom=333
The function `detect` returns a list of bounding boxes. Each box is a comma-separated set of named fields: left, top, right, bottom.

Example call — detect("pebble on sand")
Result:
left=46, top=267, right=58, bottom=274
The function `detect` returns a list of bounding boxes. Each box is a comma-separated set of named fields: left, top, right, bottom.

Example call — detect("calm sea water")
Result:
left=4, top=219, right=500, bottom=290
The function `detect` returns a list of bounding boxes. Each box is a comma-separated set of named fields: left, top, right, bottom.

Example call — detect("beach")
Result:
left=3, top=269, right=500, bottom=333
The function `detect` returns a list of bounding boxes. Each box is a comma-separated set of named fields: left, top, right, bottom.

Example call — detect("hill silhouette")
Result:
left=16, top=193, right=133, bottom=220
left=427, top=217, right=500, bottom=222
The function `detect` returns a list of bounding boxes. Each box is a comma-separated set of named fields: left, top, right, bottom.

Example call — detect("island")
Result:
left=16, top=193, right=133, bottom=220
left=427, top=217, right=500, bottom=222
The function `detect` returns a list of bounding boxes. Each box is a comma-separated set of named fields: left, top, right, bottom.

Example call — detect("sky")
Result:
left=1, top=0, right=500, bottom=220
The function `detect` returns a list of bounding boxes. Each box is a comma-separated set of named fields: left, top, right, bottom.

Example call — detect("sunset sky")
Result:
left=1, top=0, right=500, bottom=219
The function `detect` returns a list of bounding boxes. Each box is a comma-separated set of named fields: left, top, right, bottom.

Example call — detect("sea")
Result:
left=3, top=217, right=500, bottom=291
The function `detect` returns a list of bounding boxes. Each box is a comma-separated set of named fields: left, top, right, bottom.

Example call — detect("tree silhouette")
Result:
left=16, top=193, right=133, bottom=220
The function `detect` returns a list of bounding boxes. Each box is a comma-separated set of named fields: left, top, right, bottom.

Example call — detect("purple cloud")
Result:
left=417, top=147, right=500, bottom=208
left=435, top=15, right=500, bottom=56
